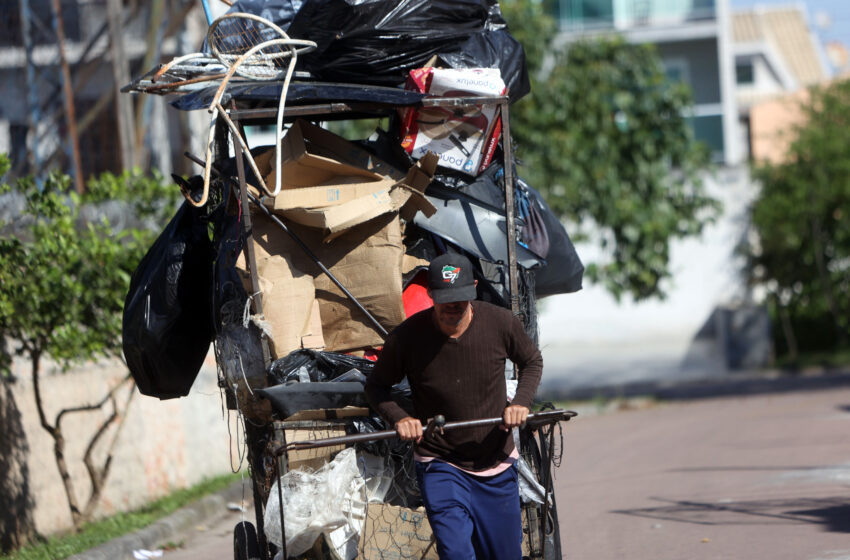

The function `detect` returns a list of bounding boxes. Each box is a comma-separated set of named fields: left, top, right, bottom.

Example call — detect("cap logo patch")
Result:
left=441, top=265, right=461, bottom=284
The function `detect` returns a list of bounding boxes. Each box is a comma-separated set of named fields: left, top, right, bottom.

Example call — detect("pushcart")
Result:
left=208, top=89, right=572, bottom=560
left=125, top=31, right=578, bottom=560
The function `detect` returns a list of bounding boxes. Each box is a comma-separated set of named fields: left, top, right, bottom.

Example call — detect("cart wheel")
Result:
left=520, top=429, right=563, bottom=560
left=234, top=521, right=262, bottom=560
left=537, top=429, right=563, bottom=560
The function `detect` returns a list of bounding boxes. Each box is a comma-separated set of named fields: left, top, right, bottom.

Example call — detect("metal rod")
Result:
left=142, top=73, right=227, bottom=93
left=421, top=95, right=508, bottom=108
left=279, top=409, right=576, bottom=454
left=276, top=433, right=287, bottom=560
left=500, top=99, right=520, bottom=317
left=229, top=106, right=273, bottom=369
left=183, top=151, right=390, bottom=338
left=225, top=95, right=512, bottom=122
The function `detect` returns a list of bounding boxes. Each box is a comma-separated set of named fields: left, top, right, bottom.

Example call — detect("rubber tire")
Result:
left=234, top=521, right=262, bottom=560
left=537, top=430, right=563, bottom=560
left=521, top=430, right=563, bottom=560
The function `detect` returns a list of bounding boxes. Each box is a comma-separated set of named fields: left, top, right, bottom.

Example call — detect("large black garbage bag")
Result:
left=267, top=348, right=414, bottom=409
left=122, top=202, right=214, bottom=399
left=283, top=0, right=529, bottom=101
left=524, top=183, right=584, bottom=296
left=437, top=27, right=530, bottom=101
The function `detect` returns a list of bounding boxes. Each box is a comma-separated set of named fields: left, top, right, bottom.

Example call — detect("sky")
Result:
left=731, top=0, right=850, bottom=46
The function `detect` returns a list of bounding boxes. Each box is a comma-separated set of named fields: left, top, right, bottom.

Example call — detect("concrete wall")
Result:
left=6, top=351, right=240, bottom=536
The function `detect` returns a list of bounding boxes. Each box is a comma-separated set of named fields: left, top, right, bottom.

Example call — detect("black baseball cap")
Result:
left=427, top=253, right=477, bottom=304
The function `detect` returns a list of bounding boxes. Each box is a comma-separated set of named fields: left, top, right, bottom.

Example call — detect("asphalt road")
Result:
left=556, top=387, right=850, bottom=560
left=154, top=386, right=850, bottom=560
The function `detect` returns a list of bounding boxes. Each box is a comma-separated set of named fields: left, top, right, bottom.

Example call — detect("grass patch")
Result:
left=2, top=472, right=241, bottom=560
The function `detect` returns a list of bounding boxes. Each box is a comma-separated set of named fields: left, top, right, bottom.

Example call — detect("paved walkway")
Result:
left=83, top=381, right=850, bottom=559
left=555, top=387, right=850, bottom=560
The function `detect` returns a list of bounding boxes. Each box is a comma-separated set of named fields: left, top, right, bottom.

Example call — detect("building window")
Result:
left=688, top=114, right=725, bottom=161
left=736, top=62, right=754, bottom=85
left=9, top=124, right=29, bottom=171
left=664, top=58, right=691, bottom=86
left=558, top=0, right=615, bottom=29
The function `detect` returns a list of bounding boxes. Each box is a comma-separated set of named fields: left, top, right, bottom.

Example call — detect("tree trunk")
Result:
left=775, top=296, right=799, bottom=364
left=809, top=198, right=847, bottom=346
left=30, top=350, right=83, bottom=528
left=0, top=375, right=36, bottom=552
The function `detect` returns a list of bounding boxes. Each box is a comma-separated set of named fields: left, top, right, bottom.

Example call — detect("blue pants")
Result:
left=415, top=460, right=522, bottom=560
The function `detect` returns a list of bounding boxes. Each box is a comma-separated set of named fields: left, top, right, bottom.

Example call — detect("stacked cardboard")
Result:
left=238, top=120, right=437, bottom=358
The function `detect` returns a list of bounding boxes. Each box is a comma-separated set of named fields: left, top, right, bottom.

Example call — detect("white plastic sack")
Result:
left=265, top=447, right=366, bottom=557
left=264, top=448, right=397, bottom=559
left=517, top=455, right=551, bottom=506
left=357, top=452, right=393, bottom=503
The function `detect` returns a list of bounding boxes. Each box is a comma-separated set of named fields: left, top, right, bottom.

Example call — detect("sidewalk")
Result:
left=555, top=384, right=850, bottom=560
left=77, top=366, right=850, bottom=559
left=70, top=481, right=252, bottom=560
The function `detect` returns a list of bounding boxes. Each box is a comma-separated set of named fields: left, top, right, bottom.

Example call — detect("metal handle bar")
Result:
left=275, top=409, right=577, bottom=456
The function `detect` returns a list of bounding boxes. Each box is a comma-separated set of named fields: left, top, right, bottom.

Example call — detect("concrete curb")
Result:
left=70, top=481, right=248, bottom=560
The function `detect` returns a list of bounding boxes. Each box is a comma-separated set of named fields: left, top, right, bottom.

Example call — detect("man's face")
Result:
left=432, top=299, right=472, bottom=330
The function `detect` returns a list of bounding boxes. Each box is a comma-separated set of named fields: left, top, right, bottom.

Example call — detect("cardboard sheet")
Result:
left=245, top=210, right=406, bottom=353
left=254, top=120, right=405, bottom=213
left=309, top=214, right=407, bottom=351
left=237, top=210, right=318, bottom=360
left=280, top=152, right=439, bottom=240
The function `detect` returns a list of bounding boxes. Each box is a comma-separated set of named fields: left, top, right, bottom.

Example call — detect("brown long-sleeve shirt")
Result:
left=365, top=301, right=543, bottom=471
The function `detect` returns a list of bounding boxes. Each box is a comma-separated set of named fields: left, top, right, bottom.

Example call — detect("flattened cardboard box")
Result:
left=310, top=214, right=406, bottom=351
left=248, top=210, right=406, bottom=352
left=236, top=210, right=322, bottom=359
left=281, top=152, right=438, bottom=239
left=359, top=504, right=439, bottom=560
left=255, top=120, right=403, bottom=212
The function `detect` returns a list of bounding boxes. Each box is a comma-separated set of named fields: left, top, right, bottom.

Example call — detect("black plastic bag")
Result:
left=268, top=349, right=377, bottom=384
left=276, top=0, right=528, bottom=101
left=267, top=348, right=414, bottom=411
left=437, top=27, right=530, bottom=101
left=122, top=202, right=214, bottom=399
left=525, top=182, right=584, bottom=296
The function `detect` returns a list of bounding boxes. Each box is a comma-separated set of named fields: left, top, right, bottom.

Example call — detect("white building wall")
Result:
left=538, top=165, right=759, bottom=392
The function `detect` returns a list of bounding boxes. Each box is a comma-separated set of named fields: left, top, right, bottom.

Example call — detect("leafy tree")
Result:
left=0, top=157, right=178, bottom=531
left=502, top=0, right=718, bottom=300
left=745, top=80, right=850, bottom=359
